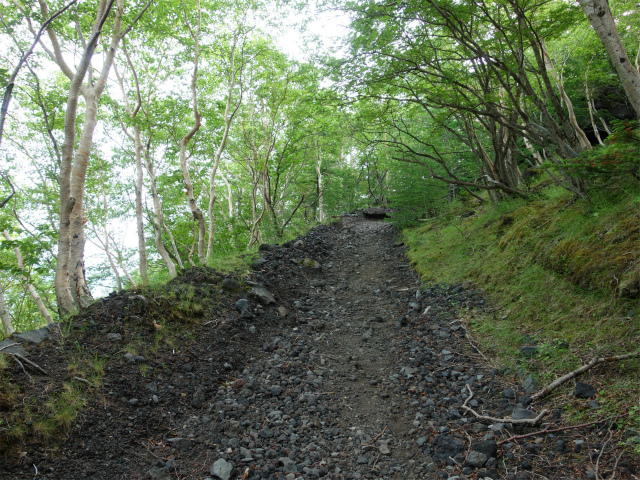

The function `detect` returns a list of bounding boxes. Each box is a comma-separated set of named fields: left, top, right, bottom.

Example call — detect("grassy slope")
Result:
left=402, top=180, right=640, bottom=423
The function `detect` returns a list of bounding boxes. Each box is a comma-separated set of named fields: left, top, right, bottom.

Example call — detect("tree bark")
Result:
left=0, top=281, right=16, bottom=336
left=54, top=0, right=116, bottom=315
left=578, top=0, right=640, bottom=118
left=144, top=147, right=177, bottom=278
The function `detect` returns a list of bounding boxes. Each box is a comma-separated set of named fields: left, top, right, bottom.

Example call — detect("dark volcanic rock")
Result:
left=433, top=434, right=465, bottom=460
left=574, top=381, right=597, bottom=398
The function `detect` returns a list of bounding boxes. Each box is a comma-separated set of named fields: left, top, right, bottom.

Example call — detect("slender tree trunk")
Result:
left=0, top=281, right=15, bottom=336
left=541, top=43, right=592, bottom=149
left=134, top=126, right=149, bottom=284
left=206, top=39, right=239, bottom=263
left=180, top=0, right=206, bottom=263
left=315, top=155, right=324, bottom=222
left=3, top=230, right=54, bottom=324
left=578, top=0, right=640, bottom=118
left=163, top=221, right=185, bottom=270
left=145, top=148, right=177, bottom=278
left=221, top=172, right=234, bottom=218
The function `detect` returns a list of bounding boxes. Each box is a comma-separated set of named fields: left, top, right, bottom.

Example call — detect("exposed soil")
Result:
left=1, top=214, right=637, bottom=480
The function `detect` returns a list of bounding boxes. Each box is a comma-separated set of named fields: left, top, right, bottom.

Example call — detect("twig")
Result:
left=606, top=450, right=624, bottom=480
left=531, top=351, right=640, bottom=402
left=462, top=385, right=549, bottom=426
left=497, top=416, right=615, bottom=445
left=0, top=342, right=20, bottom=352
left=140, top=441, right=169, bottom=461
left=362, top=426, right=388, bottom=448
left=594, top=428, right=614, bottom=480
left=371, top=452, right=381, bottom=470
left=12, top=353, right=48, bottom=374
left=73, top=376, right=90, bottom=385
left=10, top=355, right=31, bottom=380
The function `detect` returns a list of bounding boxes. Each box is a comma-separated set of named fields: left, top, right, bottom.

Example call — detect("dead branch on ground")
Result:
left=462, top=385, right=549, bottom=426
left=531, top=351, right=640, bottom=402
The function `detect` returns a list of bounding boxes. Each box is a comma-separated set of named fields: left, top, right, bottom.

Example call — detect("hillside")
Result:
left=1, top=212, right=638, bottom=479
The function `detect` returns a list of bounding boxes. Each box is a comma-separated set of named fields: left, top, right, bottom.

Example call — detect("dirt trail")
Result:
left=2, top=215, right=637, bottom=480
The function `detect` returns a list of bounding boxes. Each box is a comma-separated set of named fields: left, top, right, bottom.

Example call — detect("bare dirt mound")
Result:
left=1, top=216, right=636, bottom=480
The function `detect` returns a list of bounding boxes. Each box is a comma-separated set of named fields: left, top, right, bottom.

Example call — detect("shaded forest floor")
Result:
left=1, top=213, right=639, bottom=480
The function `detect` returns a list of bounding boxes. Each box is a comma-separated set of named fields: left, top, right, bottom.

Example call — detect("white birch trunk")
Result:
left=578, top=0, right=640, bottom=117
left=0, top=282, right=15, bottom=336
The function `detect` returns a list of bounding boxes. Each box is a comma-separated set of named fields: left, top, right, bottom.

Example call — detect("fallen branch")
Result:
left=10, top=354, right=31, bottom=380
left=12, top=353, right=48, bottom=375
left=497, top=416, right=615, bottom=446
left=462, top=385, right=549, bottom=426
left=531, top=351, right=640, bottom=402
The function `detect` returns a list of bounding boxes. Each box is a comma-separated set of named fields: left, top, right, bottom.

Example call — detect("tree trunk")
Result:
left=315, top=156, right=324, bottom=222
left=179, top=0, right=206, bottom=263
left=145, top=147, right=177, bottom=278
left=55, top=0, right=116, bottom=315
left=0, top=281, right=15, bottom=336
left=578, top=0, right=640, bottom=118
left=206, top=38, right=239, bottom=263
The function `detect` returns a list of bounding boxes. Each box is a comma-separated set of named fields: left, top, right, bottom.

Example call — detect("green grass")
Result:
left=207, top=250, right=257, bottom=275
left=403, top=179, right=640, bottom=421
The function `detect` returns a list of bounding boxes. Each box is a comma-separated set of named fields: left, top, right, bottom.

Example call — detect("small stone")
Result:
left=503, top=388, right=516, bottom=399
left=129, top=398, right=139, bottom=406
left=210, top=458, right=233, bottom=480
left=124, top=352, right=135, bottom=363
left=574, top=381, right=597, bottom=398
left=221, top=278, right=240, bottom=292
left=512, top=406, right=534, bottom=420
left=521, top=375, right=537, bottom=393
left=270, top=386, right=283, bottom=396
left=356, top=456, right=368, bottom=464
left=471, top=440, right=498, bottom=459
left=465, top=450, right=488, bottom=468
left=588, top=400, right=600, bottom=409
left=378, top=440, right=391, bottom=455
left=107, top=333, right=122, bottom=342
left=361, top=328, right=373, bottom=341
left=235, top=299, right=253, bottom=318
left=520, top=346, right=539, bottom=358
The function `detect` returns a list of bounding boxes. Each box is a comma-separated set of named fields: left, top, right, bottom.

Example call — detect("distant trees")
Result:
left=1, top=0, right=636, bottom=331
left=337, top=0, right=638, bottom=199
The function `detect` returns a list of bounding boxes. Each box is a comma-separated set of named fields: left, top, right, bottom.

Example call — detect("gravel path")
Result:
left=5, top=215, right=636, bottom=480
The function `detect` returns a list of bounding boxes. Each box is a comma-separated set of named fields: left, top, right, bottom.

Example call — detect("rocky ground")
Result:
left=1, top=214, right=637, bottom=480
